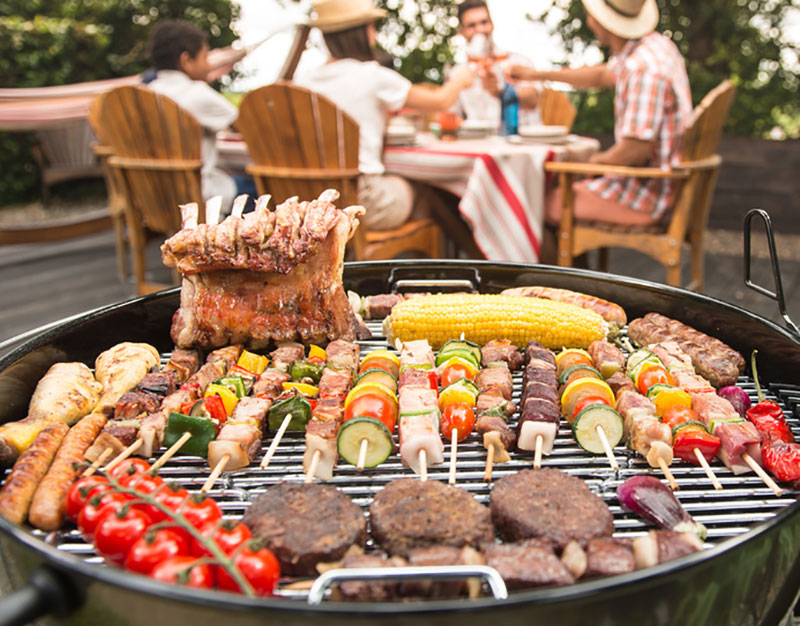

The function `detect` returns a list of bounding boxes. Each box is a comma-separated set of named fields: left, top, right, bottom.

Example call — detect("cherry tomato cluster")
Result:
left=66, top=459, right=279, bottom=595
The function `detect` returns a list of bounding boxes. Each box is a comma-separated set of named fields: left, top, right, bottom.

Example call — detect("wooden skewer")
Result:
left=102, top=439, right=143, bottom=474
left=83, top=447, right=114, bottom=477
left=260, top=413, right=293, bottom=469
left=595, top=425, right=619, bottom=471
left=202, top=454, right=230, bottom=493
left=448, top=430, right=458, bottom=485
left=742, top=452, right=783, bottom=496
left=533, top=434, right=543, bottom=470
left=483, top=444, right=495, bottom=482
left=150, top=431, right=192, bottom=473
left=305, top=449, right=321, bottom=483
left=657, top=457, right=679, bottom=491
left=694, top=448, right=723, bottom=490
left=419, top=449, right=428, bottom=482
left=356, top=438, right=369, bottom=472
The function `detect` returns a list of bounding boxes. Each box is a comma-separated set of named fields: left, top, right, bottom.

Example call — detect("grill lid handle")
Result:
left=388, top=266, right=481, bottom=294
left=743, top=209, right=800, bottom=337
left=306, top=564, right=509, bottom=605
left=0, top=565, right=81, bottom=626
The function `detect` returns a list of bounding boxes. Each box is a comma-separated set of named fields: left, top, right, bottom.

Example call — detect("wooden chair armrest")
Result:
left=109, top=156, right=202, bottom=171
left=545, top=160, right=690, bottom=179
left=92, top=144, right=113, bottom=157
left=245, top=164, right=361, bottom=179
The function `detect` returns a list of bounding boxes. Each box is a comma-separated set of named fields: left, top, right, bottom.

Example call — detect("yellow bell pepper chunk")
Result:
left=308, top=344, right=326, bottom=363
left=205, top=384, right=240, bottom=414
left=652, top=387, right=692, bottom=417
left=344, top=382, right=398, bottom=409
left=237, top=350, right=269, bottom=375
left=438, top=385, right=477, bottom=411
left=282, top=381, right=319, bottom=396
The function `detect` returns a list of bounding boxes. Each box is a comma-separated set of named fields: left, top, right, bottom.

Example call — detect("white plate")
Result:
left=518, top=124, right=569, bottom=138
left=461, top=119, right=500, bottom=132
left=507, top=134, right=573, bottom=145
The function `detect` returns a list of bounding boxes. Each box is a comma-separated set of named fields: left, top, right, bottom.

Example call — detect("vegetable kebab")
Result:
left=555, top=348, right=622, bottom=469
left=435, top=340, right=480, bottom=484
left=330, top=347, right=397, bottom=474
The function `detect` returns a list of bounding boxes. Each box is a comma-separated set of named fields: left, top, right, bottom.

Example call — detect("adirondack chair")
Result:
left=95, top=85, right=203, bottom=295
left=236, top=82, right=442, bottom=261
left=539, top=88, right=577, bottom=130
left=544, top=80, right=736, bottom=290
left=87, top=93, right=129, bottom=282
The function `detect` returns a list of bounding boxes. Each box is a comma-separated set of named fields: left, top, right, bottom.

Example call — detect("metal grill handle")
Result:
left=743, top=209, right=800, bottom=337
left=306, top=565, right=509, bottom=605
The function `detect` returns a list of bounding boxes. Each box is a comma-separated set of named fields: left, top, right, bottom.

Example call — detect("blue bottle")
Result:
left=501, top=84, right=519, bottom=136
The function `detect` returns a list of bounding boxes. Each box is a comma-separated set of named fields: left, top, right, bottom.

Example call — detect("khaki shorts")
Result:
left=357, top=174, right=416, bottom=230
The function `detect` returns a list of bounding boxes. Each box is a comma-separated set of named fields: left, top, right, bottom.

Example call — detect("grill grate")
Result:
left=13, top=320, right=800, bottom=599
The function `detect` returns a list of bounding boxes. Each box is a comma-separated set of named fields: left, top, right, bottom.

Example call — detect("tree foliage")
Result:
left=531, top=0, right=800, bottom=138
left=0, top=0, right=239, bottom=204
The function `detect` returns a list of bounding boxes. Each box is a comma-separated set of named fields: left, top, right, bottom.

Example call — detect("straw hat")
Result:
left=309, top=0, right=387, bottom=33
left=581, top=0, right=658, bottom=39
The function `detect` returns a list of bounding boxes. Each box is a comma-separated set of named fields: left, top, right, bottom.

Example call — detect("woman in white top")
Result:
left=295, top=0, right=474, bottom=230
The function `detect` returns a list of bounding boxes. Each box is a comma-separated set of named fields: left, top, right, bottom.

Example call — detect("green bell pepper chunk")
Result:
left=290, top=360, right=324, bottom=384
left=477, top=403, right=510, bottom=422
left=163, top=412, right=217, bottom=458
left=214, top=375, right=247, bottom=398
left=268, top=394, right=312, bottom=431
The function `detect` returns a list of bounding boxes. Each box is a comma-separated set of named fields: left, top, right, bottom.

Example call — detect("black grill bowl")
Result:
left=2, top=260, right=800, bottom=626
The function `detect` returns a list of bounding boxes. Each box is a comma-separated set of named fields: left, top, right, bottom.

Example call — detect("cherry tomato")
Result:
left=662, top=405, right=699, bottom=429
left=571, top=395, right=613, bottom=421
left=108, top=458, right=152, bottom=481
left=94, top=506, right=154, bottom=566
left=216, top=544, right=280, bottom=596
left=150, top=556, right=215, bottom=589
left=151, top=483, right=190, bottom=521
left=440, top=363, right=476, bottom=388
left=65, top=475, right=110, bottom=523
left=178, top=493, right=222, bottom=530
left=439, top=402, right=476, bottom=442
left=636, top=364, right=675, bottom=396
left=117, top=471, right=164, bottom=494
left=190, top=520, right=252, bottom=557
left=77, top=491, right=133, bottom=542
left=125, top=529, right=190, bottom=575
left=344, top=393, right=397, bottom=432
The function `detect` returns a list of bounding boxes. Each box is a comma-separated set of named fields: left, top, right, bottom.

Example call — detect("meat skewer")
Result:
left=448, top=430, right=458, bottom=486
left=260, top=413, right=293, bottom=469
left=202, top=453, right=230, bottom=493
left=150, top=431, right=192, bottom=473
left=516, top=341, right=559, bottom=468
left=101, top=439, right=143, bottom=474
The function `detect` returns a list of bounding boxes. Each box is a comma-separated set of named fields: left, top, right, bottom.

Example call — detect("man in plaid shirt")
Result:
left=506, top=0, right=692, bottom=230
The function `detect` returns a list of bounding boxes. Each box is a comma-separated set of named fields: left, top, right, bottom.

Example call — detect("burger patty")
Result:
left=490, top=469, right=614, bottom=550
left=369, top=478, right=494, bottom=557
left=242, top=482, right=366, bottom=576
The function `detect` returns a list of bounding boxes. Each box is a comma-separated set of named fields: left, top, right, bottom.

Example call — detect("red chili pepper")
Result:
left=203, top=395, right=227, bottom=424
left=307, top=356, right=325, bottom=365
left=747, top=350, right=793, bottom=444
left=673, top=427, right=721, bottom=464
left=762, top=441, right=800, bottom=484
left=228, top=364, right=255, bottom=378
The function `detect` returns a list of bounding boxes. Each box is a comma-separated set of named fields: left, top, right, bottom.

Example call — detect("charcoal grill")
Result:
left=2, top=215, right=800, bottom=626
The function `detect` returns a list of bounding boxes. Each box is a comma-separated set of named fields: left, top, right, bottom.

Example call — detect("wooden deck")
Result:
left=2, top=227, right=800, bottom=357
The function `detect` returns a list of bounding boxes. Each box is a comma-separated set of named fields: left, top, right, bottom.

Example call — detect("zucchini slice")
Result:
left=572, top=405, right=624, bottom=454
left=438, top=339, right=482, bottom=363
left=337, top=417, right=394, bottom=468
left=354, top=368, right=398, bottom=393
left=557, top=364, right=601, bottom=386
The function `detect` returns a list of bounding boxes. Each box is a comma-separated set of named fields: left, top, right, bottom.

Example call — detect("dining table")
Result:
left=216, top=131, right=600, bottom=264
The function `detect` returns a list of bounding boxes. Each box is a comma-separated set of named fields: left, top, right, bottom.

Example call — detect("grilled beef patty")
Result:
left=369, top=478, right=494, bottom=557
left=243, top=482, right=366, bottom=576
left=490, top=469, right=614, bottom=550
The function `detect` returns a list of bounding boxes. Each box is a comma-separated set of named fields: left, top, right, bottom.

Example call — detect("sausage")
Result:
left=27, top=412, right=108, bottom=531
left=500, top=286, right=627, bottom=328
left=0, top=423, right=69, bottom=525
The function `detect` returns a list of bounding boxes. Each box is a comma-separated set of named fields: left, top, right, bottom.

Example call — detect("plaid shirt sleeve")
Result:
left=618, top=67, right=669, bottom=144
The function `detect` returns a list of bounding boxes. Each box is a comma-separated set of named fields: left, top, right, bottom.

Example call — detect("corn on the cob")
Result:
left=383, top=294, right=608, bottom=350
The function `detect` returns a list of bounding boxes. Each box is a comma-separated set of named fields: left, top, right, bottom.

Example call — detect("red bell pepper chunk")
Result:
left=204, top=395, right=228, bottom=424
left=747, top=400, right=784, bottom=422
left=749, top=413, right=794, bottom=444
left=673, top=428, right=721, bottom=465
left=762, top=441, right=800, bottom=484
left=179, top=402, right=195, bottom=416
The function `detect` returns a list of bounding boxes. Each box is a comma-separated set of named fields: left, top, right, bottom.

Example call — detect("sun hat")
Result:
left=581, top=0, right=659, bottom=39
left=309, top=0, right=387, bottom=33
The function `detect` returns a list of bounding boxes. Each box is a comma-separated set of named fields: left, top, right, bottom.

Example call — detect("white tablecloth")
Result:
left=383, top=134, right=599, bottom=263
